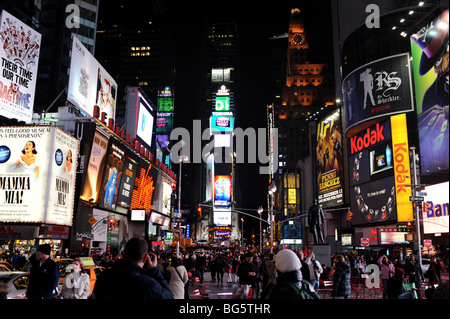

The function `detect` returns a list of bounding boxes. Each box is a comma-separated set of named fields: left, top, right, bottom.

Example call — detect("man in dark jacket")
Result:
left=26, top=244, right=60, bottom=299
left=403, top=254, right=424, bottom=289
left=237, top=252, right=258, bottom=298
left=93, top=237, right=173, bottom=299
left=332, top=254, right=351, bottom=299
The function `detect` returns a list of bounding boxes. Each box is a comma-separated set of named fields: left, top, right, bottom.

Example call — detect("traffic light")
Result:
left=407, top=221, right=413, bottom=231
left=108, top=217, right=115, bottom=225
left=197, top=206, right=202, bottom=216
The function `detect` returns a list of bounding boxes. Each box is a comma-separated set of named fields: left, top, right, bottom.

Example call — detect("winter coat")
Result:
left=93, top=259, right=174, bottom=299
left=263, top=270, right=319, bottom=299
left=26, top=257, right=60, bottom=299
left=377, top=256, right=395, bottom=280
left=237, top=261, right=258, bottom=287
left=167, top=265, right=188, bottom=299
left=60, top=272, right=90, bottom=299
left=332, top=261, right=351, bottom=297
left=306, top=256, right=323, bottom=280
left=265, top=260, right=277, bottom=285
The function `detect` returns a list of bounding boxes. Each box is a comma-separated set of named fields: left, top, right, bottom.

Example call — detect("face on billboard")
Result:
left=410, top=9, right=449, bottom=174
left=0, top=10, right=42, bottom=123
left=67, top=37, right=117, bottom=122
left=342, top=53, right=414, bottom=137
left=0, top=127, right=78, bottom=225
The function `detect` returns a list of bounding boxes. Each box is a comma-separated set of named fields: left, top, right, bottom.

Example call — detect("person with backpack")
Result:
left=263, top=249, right=319, bottom=299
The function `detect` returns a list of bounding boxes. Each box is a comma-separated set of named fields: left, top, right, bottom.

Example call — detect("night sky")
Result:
left=166, top=1, right=334, bottom=236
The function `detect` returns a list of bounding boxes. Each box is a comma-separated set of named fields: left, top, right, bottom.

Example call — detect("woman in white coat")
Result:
left=60, top=258, right=91, bottom=299
left=167, top=257, right=189, bottom=299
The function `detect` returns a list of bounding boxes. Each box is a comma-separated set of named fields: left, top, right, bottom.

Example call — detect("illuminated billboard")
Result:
left=130, top=159, right=158, bottom=213
left=0, top=127, right=78, bottom=226
left=342, top=53, right=414, bottom=137
left=67, top=36, right=117, bottom=122
left=79, top=130, right=108, bottom=204
left=205, top=154, right=214, bottom=202
left=316, top=110, right=344, bottom=208
left=215, top=96, right=230, bottom=111
left=210, top=113, right=234, bottom=133
left=422, top=182, right=449, bottom=234
left=124, top=87, right=156, bottom=150
left=214, top=175, right=232, bottom=207
left=212, top=68, right=231, bottom=83
left=98, top=139, right=126, bottom=210
left=410, top=9, right=449, bottom=174
left=214, top=208, right=231, bottom=225
left=0, top=10, right=42, bottom=123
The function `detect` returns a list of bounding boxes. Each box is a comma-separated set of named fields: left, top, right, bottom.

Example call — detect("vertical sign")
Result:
left=390, top=114, right=413, bottom=222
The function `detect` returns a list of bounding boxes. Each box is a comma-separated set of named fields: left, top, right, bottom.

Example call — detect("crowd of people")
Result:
left=1, top=239, right=448, bottom=300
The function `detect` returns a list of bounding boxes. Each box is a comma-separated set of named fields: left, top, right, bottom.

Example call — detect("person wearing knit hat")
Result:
left=262, top=249, right=319, bottom=299
left=26, top=244, right=60, bottom=299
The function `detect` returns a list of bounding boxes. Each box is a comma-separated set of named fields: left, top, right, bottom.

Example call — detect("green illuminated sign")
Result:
left=157, top=97, right=174, bottom=112
left=215, top=96, right=230, bottom=111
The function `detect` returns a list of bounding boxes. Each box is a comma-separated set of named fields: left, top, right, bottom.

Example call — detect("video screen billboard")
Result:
left=0, top=10, right=42, bottom=123
left=213, top=208, right=231, bottom=225
left=130, top=159, right=158, bottom=213
left=115, top=153, right=138, bottom=209
left=410, top=9, right=449, bottom=174
left=422, top=182, right=449, bottom=234
left=67, top=36, right=117, bottom=122
left=342, top=53, right=414, bottom=137
left=0, top=127, right=78, bottom=225
left=98, top=139, right=126, bottom=210
left=214, top=175, right=232, bottom=206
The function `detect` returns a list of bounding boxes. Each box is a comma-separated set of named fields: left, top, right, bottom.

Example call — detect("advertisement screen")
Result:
left=149, top=210, right=170, bottom=227
left=0, top=10, right=42, bottom=123
left=379, top=228, right=410, bottom=245
left=214, top=208, right=231, bottom=225
left=350, top=176, right=397, bottom=226
left=0, top=127, right=78, bottom=225
left=79, top=130, right=108, bottom=204
left=410, top=9, right=449, bottom=174
left=155, top=112, right=173, bottom=133
left=214, top=175, right=232, bottom=206
left=211, top=114, right=234, bottom=132
left=205, top=154, right=214, bottom=202
left=98, top=140, right=126, bottom=210
left=115, top=153, right=137, bottom=208
left=342, top=53, right=414, bottom=137
left=67, top=36, right=117, bottom=122
left=130, top=209, right=146, bottom=221
left=215, top=95, right=231, bottom=111
left=422, top=182, right=449, bottom=234
left=136, top=99, right=154, bottom=149
left=157, top=97, right=174, bottom=112
left=316, top=110, right=344, bottom=208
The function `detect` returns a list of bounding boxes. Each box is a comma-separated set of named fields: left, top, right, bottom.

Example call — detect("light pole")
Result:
left=410, top=147, right=422, bottom=269
left=177, top=141, right=188, bottom=258
left=257, top=206, right=263, bottom=253
left=241, top=217, right=244, bottom=248
left=268, top=185, right=277, bottom=253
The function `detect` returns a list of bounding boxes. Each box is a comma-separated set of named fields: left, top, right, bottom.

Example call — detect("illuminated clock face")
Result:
left=292, top=33, right=305, bottom=45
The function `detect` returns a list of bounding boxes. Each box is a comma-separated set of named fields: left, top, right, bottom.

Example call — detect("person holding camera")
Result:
left=93, top=237, right=173, bottom=299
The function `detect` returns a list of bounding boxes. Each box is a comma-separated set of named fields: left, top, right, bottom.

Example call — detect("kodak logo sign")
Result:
left=350, top=123, right=385, bottom=154
left=390, top=114, right=413, bottom=222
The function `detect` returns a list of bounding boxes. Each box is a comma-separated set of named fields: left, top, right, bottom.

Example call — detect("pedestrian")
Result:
left=296, top=250, right=311, bottom=283
left=237, top=252, right=258, bottom=298
left=60, top=258, right=90, bottom=299
left=426, top=256, right=442, bottom=283
left=386, top=267, right=415, bottom=299
left=355, top=257, right=367, bottom=277
left=215, top=253, right=225, bottom=283
left=331, top=254, right=351, bottom=299
left=403, top=253, right=424, bottom=289
left=93, top=237, right=173, bottom=299
left=26, top=244, right=60, bottom=299
left=195, top=253, right=206, bottom=285
left=306, top=251, right=323, bottom=290
left=265, top=253, right=277, bottom=287
left=210, top=254, right=216, bottom=282
left=377, top=255, right=395, bottom=299
left=166, top=257, right=189, bottom=299
left=231, top=255, right=240, bottom=285
left=263, top=249, right=319, bottom=299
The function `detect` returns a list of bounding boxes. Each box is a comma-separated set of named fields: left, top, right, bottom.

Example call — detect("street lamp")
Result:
left=176, top=141, right=188, bottom=258
left=257, top=206, right=263, bottom=253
